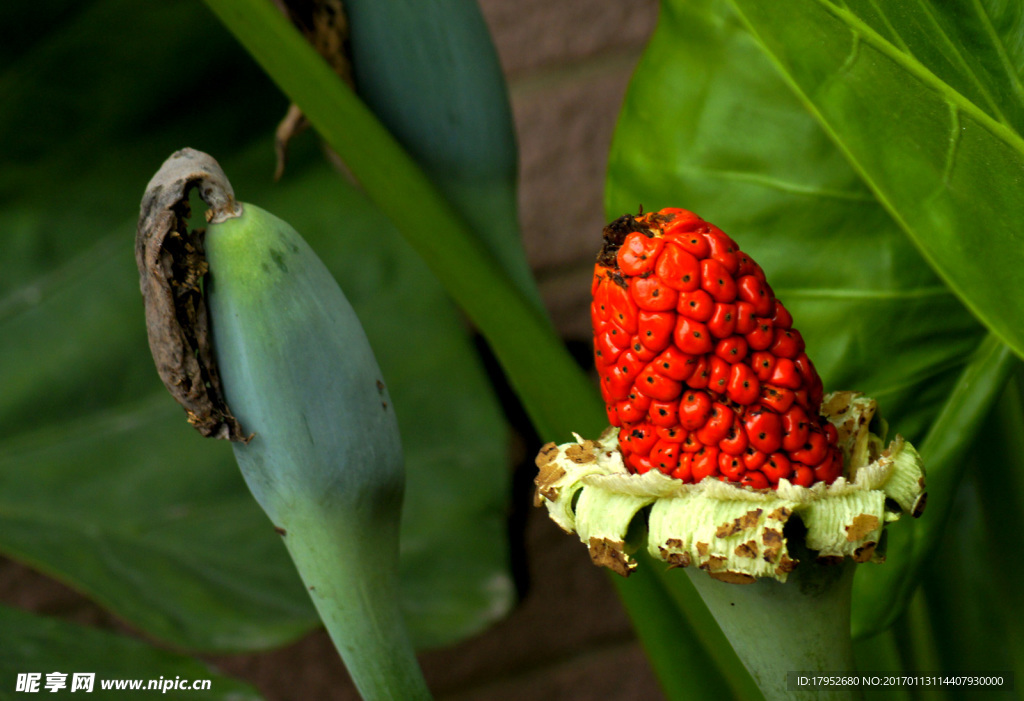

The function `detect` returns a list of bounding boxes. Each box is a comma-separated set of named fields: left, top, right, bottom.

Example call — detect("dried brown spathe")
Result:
left=135, top=148, right=248, bottom=442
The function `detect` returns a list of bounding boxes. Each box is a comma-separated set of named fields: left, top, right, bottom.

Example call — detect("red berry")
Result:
left=652, top=439, right=681, bottom=473
left=615, top=398, right=646, bottom=423
left=791, top=464, right=814, bottom=487
left=691, top=446, right=720, bottom=481
left=705, top=228, right=739, bottom=273
left=686, top=355, right=711, bottom=389
left=675, top=317, right=714, bottom=355
left=617, top=232, right=663, bottom=276
left=770, top=328, right=805, bottom=359
left=761, top=453, right=792, bottom=484
left=781, top=405, right=811, bottom=452
left=715, top=336, right=749, bottom=364
left=655, top=243, right=701, bottom=291
left=677, top=289, right=715, bottom=322
left=746, top=319, right=774, bottom=351
left=740, top=471, right=770, bottom=490
left=637, top=310, right=676, bottom=352
left=669, top=231, right=711, bottom=258
left=707, top=303, right=737, bottom=339
left=629, top=337, right=658, bottom=362
left=707, top=355, right=730, bottom=395
left=790, top=426, right=828, bottom=466
left=653, top=346, right=697, bottom=381
left=632, top=275, right=678, bottom=312
left=750, top=351, right=775, bottom=381
left=656, top=426, right=686, bottom=442
left=635, top=364, right=683, bottom=402
left=726, top=363, right=760, bottom=405
left=737, top=275, right=772, bottom=316
left=760, top=385, right=795, bottom=413
left=769, top=357, right=802, bottom=390
left=744, top=407, right=783, bottom=454
left=719, top=453, right=745, bottom=481
left=735, top=301, right=757, bottom=334
left=660, top=208, right=703, bottom=235
left=771, top=300, right=793, bottom=329
left=606, top=281, right=637, bottom=334
left=621, top=424, right=658, bottom=456
left=695, top=402, right=735, bottom=445
left=679, top=390, right=713, bottom=431
left=719, top=424, right=749, bottom=455
left=701, top=258, right=737, bottom=303
left=649, top=399, right=680, bottom=427
left=594, top=330, right=627, bottom=365
left=742, top=447, right=768, bottom=470
left=671, top=453, right=694, bottom=481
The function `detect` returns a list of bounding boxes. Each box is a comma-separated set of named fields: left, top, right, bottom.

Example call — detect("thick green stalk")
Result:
left=268, top=503, right=430, bottom=700
left=686, top=561, right=860, bottom=701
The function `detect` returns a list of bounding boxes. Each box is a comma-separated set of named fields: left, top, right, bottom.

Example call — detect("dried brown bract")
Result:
left=135, top=148, right=248, bottom=441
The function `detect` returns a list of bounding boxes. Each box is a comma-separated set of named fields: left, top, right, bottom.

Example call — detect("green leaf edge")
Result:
left=724, top=0, right=1024, bottom=361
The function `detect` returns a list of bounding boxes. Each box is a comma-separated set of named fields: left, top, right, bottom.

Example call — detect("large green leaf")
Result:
left=1, top=0, right=510, bottom=653
left=1, top=604, right=261, bottom=701
left=606, top=0, right=1015, bottom=645
left=724, top=0, right=1024, bottom=360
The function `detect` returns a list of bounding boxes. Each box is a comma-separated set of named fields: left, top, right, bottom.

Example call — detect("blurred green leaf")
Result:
left=344, top=0, right=542, bottom=310
left=725, top=0, right=1024, bottom=360
left=0, top=604, right=261, bottom=700
left=852, top=334, right=1018, bottom=638
left=970, top=372, right=1024, bottom=682
left=1, top=0, right=511, bottom=653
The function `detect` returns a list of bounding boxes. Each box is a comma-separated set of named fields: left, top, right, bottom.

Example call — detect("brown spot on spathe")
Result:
left=709, top=571, right=756, bottom=584
left=775, top=555, right=798, bottom=574
left=853, top=542, right=877, bottom=563
left=845, top=514, right=881, bottom=541
left=659, top=543, right=692, bottom=568
left=533, top=443, right=566, bottom=506
left=715, top=508, right=763, bottom=538
left=734, top=540, right=759, bottom=559
left=702, top=555, right=727, bottom=572
left=535, top=442, right=559, bottom=468
left=588, top=537, right=635, bottom=577
left=565, top=443, right=596, bottom=465
left=912, top=490, right=927, bottom=518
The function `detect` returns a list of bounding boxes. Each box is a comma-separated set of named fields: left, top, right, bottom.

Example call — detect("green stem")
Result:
left=685, top=561, right=861, bottom=701
left=274, top=506, right=431, bottom=701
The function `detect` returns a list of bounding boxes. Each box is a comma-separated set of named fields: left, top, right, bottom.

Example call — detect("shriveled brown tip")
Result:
left=597, top=213, right=649, bottom=268
left=136, top=149, right=248, bottom=442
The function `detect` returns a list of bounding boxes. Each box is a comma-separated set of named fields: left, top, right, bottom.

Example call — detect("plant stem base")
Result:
left=685, top=559, right=861, bottom=701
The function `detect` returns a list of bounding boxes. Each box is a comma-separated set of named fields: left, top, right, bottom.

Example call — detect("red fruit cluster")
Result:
left=592, top=208, right=843, bottom=488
